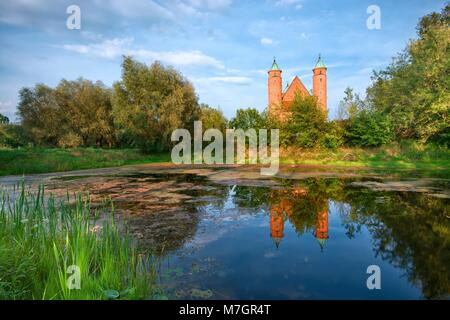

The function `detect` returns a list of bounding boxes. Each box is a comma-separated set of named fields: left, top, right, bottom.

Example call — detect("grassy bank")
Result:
left=0, top=143, right=448, bottom=177
left=0, top=185, right=157, bottom=299
left=0, top=148, right=171, bottom=176
left=280, top=142, right=450, bottom=171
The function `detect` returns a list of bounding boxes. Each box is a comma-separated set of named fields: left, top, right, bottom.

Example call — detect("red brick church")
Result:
left=268, top=55, right=327, bottom=117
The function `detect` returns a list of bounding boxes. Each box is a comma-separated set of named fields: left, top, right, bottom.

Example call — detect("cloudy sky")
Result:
left=0, top=0, right=445, bottom=121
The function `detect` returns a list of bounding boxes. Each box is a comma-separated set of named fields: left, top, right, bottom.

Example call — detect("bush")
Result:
left=344, top=110, right=393, bottom=147
left=322, top=121, right=344, bottom=149
left=57, top=132, right=83, bottom=148
left=0, top=124, right=28, bottom=148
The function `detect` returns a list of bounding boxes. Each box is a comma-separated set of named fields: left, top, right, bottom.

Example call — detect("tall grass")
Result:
left=0, top=147, right=171, bottom=176
left=0, top=183, right=157, bottom=299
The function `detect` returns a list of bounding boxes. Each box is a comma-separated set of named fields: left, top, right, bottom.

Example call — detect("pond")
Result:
left=8, top=167, right=449, bottom=300
left=150, top=175, right=449, bottom=300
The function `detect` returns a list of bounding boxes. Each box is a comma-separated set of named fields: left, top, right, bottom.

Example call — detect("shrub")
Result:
left=57, top=132, right=83, bottom=148
left=344, top=110, right=393, bottom=147
left=322, top=122, right=344, bottom=149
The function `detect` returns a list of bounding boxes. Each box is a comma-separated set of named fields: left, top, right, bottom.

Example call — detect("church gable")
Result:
left=282, top=76, right=310, bottom=106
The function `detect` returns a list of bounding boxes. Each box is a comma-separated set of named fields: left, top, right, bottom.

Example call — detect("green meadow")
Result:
left=0, top=148, right=170, bottom=176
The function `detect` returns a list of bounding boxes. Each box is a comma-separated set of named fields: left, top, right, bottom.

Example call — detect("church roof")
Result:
left=282, top=76, right=311, bottom=100
left=270, top=57, right=280, bottom=70
left=314, top=54, right=326, bottom=69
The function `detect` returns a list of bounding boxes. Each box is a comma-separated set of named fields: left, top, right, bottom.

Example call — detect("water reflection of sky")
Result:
left=161, top=181, right=448, bottom=300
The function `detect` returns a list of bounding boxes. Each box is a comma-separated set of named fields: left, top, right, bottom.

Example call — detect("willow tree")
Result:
left=112, top=56, right=201, bottom=152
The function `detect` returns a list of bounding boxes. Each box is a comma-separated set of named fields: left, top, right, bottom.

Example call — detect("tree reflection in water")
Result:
left=231, top=178, right=449, bottom=299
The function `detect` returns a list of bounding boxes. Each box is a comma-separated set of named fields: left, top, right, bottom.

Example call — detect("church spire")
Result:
left=314, top=54, right=326, bottom=69
left=270, top=57, right=280, bottom=70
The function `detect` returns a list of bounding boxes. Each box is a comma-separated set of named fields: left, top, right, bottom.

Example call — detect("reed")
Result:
left=0, top=183, right=157, bottom=299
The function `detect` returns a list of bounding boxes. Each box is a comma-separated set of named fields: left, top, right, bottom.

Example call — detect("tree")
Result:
left=337, top=87, right=364, bottom=120
left=200, top=104, right=227, bottom=132
left=17, top=79, right=115, bottom=147
left=279, top=94, right=327, bottom=148
left=0, top=113, right=9, bottom=124
left=54, top=79, right=115, bottom=147
left=17, top=84, right=61, bottom=146
left=112, top=57, right=201, bottom=152
left=366, top=4, right=449, bottom=143
left=344, top=110, right=393, bottom=147
left=229, top=108, right=267, bottom=131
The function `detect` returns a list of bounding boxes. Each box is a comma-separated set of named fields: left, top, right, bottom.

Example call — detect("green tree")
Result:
left=229, top=108, right=267, bottom=131
left=0, top=124, right=27, bottom=148
left=337, top=87, right=364, bottom=120
left=322, top=120, right=344, bottom=149
left=17, top=84, right=61, bottom=146
left=17, top=79, right=115, bottom=147
left=54, top=79, right=115, bottom=147
left=0, top=113, right=9, bottom=124
left=112, top=57, right=200, bottom=152
left=366, top=4, right=449, bottom=143
left=200, top=104, right=227, bottom=132
left=344, top=110, right=393, bottom=147
left=279, top=94, right=327, bottom=148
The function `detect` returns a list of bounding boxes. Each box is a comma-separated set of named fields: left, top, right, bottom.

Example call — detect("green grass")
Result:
left=280, top=142, right=450, bottom=171
left=0, top=184, right=158, bottom=299
left=0, top=148, right=171, bottom=176
left=1, top=142, right=448, bottom=177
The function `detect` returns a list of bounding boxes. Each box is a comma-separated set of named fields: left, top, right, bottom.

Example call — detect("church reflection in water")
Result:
left=269, top=187, right=329, bottom=251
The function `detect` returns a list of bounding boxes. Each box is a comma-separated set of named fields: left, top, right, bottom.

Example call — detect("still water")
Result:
left=112, top=174, right=450, bottom=300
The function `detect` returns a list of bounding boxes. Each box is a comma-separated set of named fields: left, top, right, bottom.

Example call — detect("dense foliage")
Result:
left=112, top=57, right=200, bottom=152
left=17, top=79, right=114, bottom=148
left=200, top=104, right=227, bottom=133
left=229, top=107, right=267, bottom=131
left=366, top=4, right=449, bottom=144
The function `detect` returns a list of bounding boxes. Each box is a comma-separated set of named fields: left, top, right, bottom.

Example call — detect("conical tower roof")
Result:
left=317, top=237, right=327, bottom=252
left=314, top=54, right=326, bottom=69
left=270, top=57, right=280, bottom=70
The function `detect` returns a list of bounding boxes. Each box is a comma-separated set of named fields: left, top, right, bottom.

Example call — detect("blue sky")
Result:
left=0, top=0, right=446, bottom=121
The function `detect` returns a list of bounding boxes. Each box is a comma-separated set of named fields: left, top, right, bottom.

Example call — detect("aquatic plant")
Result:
left=0, top=183, right=157, bottom=299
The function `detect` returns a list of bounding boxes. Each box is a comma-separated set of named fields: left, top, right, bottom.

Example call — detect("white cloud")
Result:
left=275, top=0, right=301, bottom=8
left=260, top=37, right=276, bottom=46
left=185, top=0, right=233, bottom=11
left=108, top=0, right=174, bottom=19
left=193, top=76, right=253, bottom=85
left=62, top=37, right=225, bottom=69
left=0, top=0, right=232, bottom=31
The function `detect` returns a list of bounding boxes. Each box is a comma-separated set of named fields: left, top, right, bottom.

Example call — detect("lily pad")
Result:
left=103, top=289, right=120, bottom=300
left=189, top=288, right=213, bottom=299
left=152, top=293, right=169, bottom=300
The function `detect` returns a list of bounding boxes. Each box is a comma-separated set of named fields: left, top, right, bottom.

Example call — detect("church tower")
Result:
left=312, top=54, right=327, bottom=112
left=314, top=201, right=329, bottom=252
left=267, top=57, right=282, bottom=116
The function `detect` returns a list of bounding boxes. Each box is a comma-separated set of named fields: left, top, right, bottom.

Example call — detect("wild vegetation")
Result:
left=0, top=4, right=448, bottom=175
left=0, top=148, right=170, bottom=176
left=0, top=184, right=157, bottom=299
